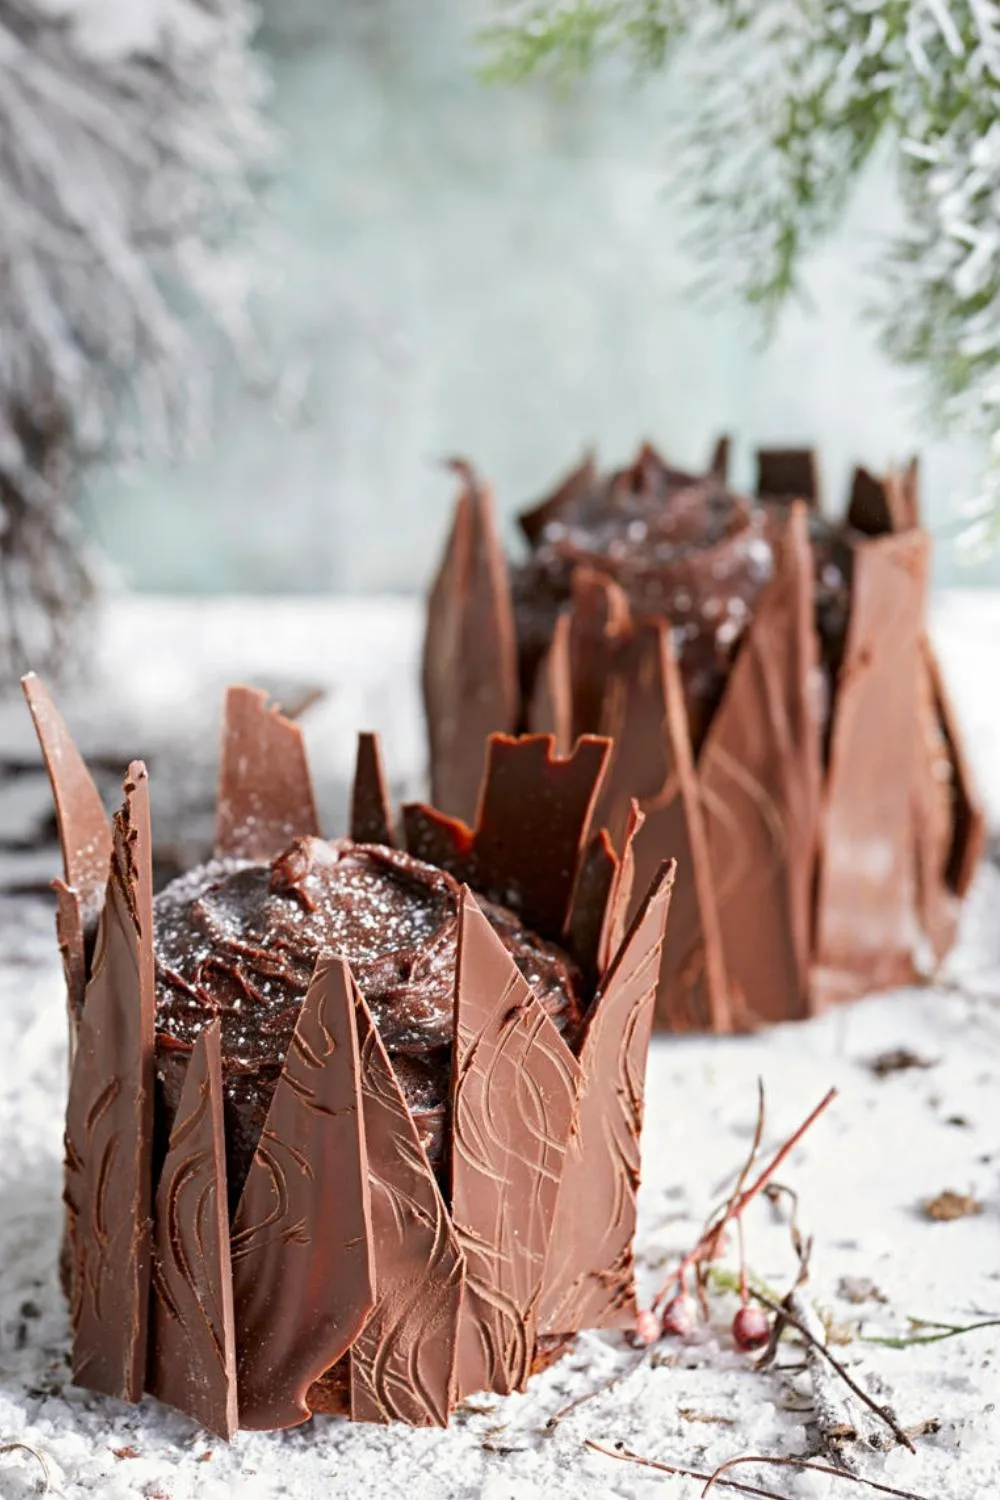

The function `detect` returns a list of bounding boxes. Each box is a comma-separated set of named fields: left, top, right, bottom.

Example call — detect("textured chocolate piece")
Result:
left=349, top=986, right=464, bottom=1427
left=812, top=531, right=930, bottom=1005
left=566, top=829, right=619, bottom=994
left=53, top=879, right=86, bottom=1036
left=64, top=762, right=155, bottom=1401
left=21, top=672, right=112, bottom=917
left=350, top=732, right=396, bottom=847
left=451, top=890, right=581, bottom=1397
left=423, top=462, right=519, bottom=824
left=526, top=609, right=572, bottom=749
left=699, top=505, right=823, bottom=1024
left=567, top=568, right=631, bottom=744
left=518, top=453, right=597, bottom=546
left=756, top=447, right=819, bottom=504
left=231, top=955, right=375, bottom=1430
left=847, top=460, right=920, bottom=536
left=148, top=1020, right=237, bottom=1440
left=539, top=859, right=674, bottom=1334
left=214, top=685, right=319, bottom=861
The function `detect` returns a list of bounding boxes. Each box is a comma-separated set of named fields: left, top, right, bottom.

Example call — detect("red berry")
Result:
left=661, top=1293, right=697, bottom=1338
left=732, top=1304, right=771, bottom=1351
left=632, top=1308, right=661, bottom=1347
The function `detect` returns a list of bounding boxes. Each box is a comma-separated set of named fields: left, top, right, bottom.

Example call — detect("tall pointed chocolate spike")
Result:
left=21, top=673, right=111, bottom=918
left=812, top=531, right=930, bottom=1008
left=708, top=434, right=731, bottom=480
left=65, top=761, right=155, bottom=1402
left=566, top=801, right=645, bottom=996
left=451, top=889, right=581, bottom=1399
left=231, top=955, right=374, bottom=1430
left=756, top=447, right=819, bottom=505
left=423, top=462, right=519, bottom=823
left=148, top=1020, right=238, bottom=1440
left=350, top=732, right=396, bottom=847
left=847, top=461, right=920, bottom=535
left=568, top=567, right=631, bottom=742
left=518, top=451, right=597, bottom=546
left=526, top=609, right=573, bottom=751
left=214, top=685, right=320, bottom=861
left=699, top=504, right=823, bottom=1025
left=348, top=986, right=464, bottom=1427
left=539, top=859, right=675, bottom=1335
left=53, top=880, right=86, bottom=1036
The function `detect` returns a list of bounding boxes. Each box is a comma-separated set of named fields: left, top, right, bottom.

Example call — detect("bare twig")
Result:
left=584, top=1439, right=796, bottom=1499
left=702, top=1452, right=933, bottom=1499
left=584, top=1441, right=933, bottom=1500
left=544, top=1353, right=647, bottom=1430
left=0, top=1441, right=50, bottom=1494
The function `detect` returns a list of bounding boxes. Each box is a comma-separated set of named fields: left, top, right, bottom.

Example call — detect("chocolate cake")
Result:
left=25, top=678, right=674, bottom=1439
left=423, top=440, right=984, bottom=1031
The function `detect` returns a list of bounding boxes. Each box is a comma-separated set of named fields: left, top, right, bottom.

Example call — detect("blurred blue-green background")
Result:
left=81, top=0, right=993, bottom=595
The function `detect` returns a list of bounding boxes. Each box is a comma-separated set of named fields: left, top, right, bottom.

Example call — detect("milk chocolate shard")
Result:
left=214, top=685, right=320, bottom=861
left=699, top=503, right=823, bottom=1025
left=451, top=890, right=581, bottom=1398
left=567, top=802, right=644, bottom=995
left=756, top=447, right=819, bottom=505
left=813, top=530, right=930, bottom=1007
left=527, top=609, right=572, bottom=749
left=596, top=620, right=729, bottom=1033
left=350, top=732, right=396, bottom=847
left=348, top=986, right=464, bottom=1427
left=567, top=568, right=631, bottom=746
left=423, top=460, right=519, bottom=824
left=65, top=762, right=155, bottom=1402
left=231, top=955, right=375, bottom=1430
left=847, top=459, right=920, bottom=536
left=403, top=733, right=610, bottom=946
left=539, top=859, right=675, bottom=1335
left=148, top=1020, right=237, bottom=1441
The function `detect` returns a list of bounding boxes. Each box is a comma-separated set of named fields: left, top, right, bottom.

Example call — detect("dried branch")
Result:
left=703, top=1452, right=933, bottom=1500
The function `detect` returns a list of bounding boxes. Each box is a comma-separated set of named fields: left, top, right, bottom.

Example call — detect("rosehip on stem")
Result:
left=661, top=1293, right=697, bottom=1339
left=732, top=1303, right=771, bottom=1351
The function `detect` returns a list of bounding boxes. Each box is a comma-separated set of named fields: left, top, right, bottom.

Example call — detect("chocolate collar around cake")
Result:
left=153, top=835, right=583, bottom=1197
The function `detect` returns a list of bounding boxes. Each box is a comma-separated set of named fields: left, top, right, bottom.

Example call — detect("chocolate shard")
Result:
left=350, top=732, right=396, bottom=847
left=214, top=685, right=320, bottom=862
left=566, top=802, right=644, bottom=996
left=526, top=609, right=573, bottom=751
left=53, top=879, right=87, bottom=1037
left=348, top=986, right=464, bottom=1427
left=406, top=733, right=610, bottom=945
left=699, top=504, right=823, bottom=1024
left=539, top=859, right=675, bottom=1335
left=518, top=452, right=597, bottom=546
left=756, top=448, right=819, bottom=505
left=231, top=955, right=375, bottom=1431
left=812, top=530, right=930, bottom=1006
left=423, top=461, right=519, bottom=824
left=451, top=890, right=581, bottom=1398
left=595, top=620, right=730, bottom=1032
left=847, top=459, right=921, bottom=536
left=65, top=762, right=155, bottom=1402
left=21, top=673, right=112, bottom=921
left=148, top=1020, right=237, bottom=1440
left=709, top=434, right=731, bottom=479
left=568, top=567, right=631, bottom=743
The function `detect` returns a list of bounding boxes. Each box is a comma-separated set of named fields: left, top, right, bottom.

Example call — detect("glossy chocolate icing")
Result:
left=153, top=836, right=582, bottom=1195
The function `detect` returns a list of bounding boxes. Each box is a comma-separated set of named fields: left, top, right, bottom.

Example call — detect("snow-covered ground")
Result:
left=1, top=594, right=998, bottom=1500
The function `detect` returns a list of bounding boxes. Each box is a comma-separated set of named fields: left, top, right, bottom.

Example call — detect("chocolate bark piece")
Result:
left=21, top=672, right=112, bottom=918
left=596, top=620, right=729, bottom=1032
left=539, top=859, right=674, bottom=1334
left=148, top=1020, right=237, bottom=1440
left=699, top=504, right=823, bottom=1024
left=350, top=732, right=396, bottom=846
left=847, top=460, right=920, bottom=536
left=567, top=803, right=644, bottom=996
left=231, top=955, right=374, bottom=1430
left=518, top=453, right=597, bottom=546
left=756, top=447, right=819, bottom=504
left=567, top=568, right=631, bottom=743
left=526, top=609, right=572, bottom=749
left=348, top=986, right=464, bottom=1427
left=214, top=685, right=319, bottom=861
left=812, top=530, right=930, bottom=1006
left=423, top=461, right=519, bottom=824
left=451, top=890, right=581, bottom=1398
left=65, top=762, right=155, bottom=1402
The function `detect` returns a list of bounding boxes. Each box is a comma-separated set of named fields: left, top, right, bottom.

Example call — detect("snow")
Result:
left=1, top=593, right=999, bottom=1499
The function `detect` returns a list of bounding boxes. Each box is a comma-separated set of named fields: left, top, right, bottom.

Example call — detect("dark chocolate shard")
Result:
left=148, top=1020, right=237, bottom=1440
left=423, top=461, right=519, bottom=824
left=708, top=434, right=731, bottom=479
left=65, top=762, right=155, bottom=1402
left=847, top=460, right=920, bottom=536
left=405, top=734, right=610, bottom=946
left=566, top=802, right=644, bottom=997
left=526, top=609, right=573, bottom=751
left=214, top=685, right=320, bottom=862
left=568, top=567, right=631, bottom=743
left=756, top=448, right=819, bottom=504
left=350, top=732, right=396, bottom=847
left=518, top=452, right=597, bottom=545
left=539, top=859, right=675, bottom=1335
left=231, top=955, right=374, bottom=1430
left=699, top=504, right=823, bottom=1024
left=595, top=621, right=729, bottom=1032
left=812, top=531, right=930, bottom=1007
left=451, top=890, right=581, bottom=1398
left=21, top=673, right=112, bottom=919
left=348, top=987, right=464, bottom=1427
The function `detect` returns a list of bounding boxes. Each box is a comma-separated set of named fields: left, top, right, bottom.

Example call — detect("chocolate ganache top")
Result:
left=153, top=836, right=582, bottom=1188
left=512, top=447, right=856, bottom=744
